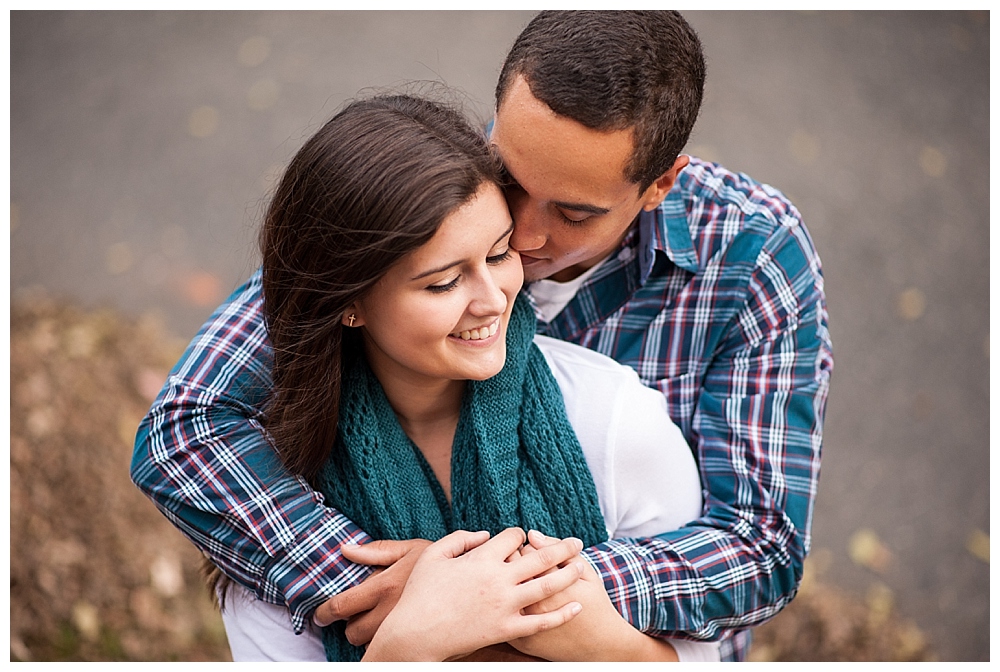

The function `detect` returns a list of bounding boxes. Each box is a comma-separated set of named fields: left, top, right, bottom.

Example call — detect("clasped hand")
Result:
left=316, top=528, right=588, bottom=661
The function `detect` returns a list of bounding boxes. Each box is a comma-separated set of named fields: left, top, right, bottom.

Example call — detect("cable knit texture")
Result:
left=317, top=294, right=608, bottom=661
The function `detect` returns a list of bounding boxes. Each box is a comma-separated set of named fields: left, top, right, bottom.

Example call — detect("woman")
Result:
left=217, top=93, right=718, bottom=662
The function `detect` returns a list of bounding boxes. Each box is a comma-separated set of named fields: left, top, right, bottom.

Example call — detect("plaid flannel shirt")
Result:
left=528, top=157, right=832, bottom=660
left=130, top=157, right=831, bottom=661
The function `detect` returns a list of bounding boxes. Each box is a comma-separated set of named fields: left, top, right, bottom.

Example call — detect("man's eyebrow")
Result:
left=411, top=222, right=515, bottom=281
left=552, top=201, right=611, bottom=216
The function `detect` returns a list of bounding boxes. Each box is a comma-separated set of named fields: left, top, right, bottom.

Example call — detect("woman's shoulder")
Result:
left=533, top=335, right=644, bottom=387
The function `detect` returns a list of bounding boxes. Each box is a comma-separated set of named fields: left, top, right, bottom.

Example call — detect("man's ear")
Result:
left=639, top=155, right=690, bottom=211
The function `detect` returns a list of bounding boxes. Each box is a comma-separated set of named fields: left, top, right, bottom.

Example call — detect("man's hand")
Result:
left=313, top=538, right=432, bottom=645
left=509, top=531, right=679, bottom=662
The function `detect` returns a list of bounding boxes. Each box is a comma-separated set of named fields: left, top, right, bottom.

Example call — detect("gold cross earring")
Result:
left=348, top=314, right=356, bottom=327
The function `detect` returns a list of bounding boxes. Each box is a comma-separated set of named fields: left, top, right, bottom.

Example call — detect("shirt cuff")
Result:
left=260, top=519, right=374, bottom=633
left=580, top=537, right=656, bottom=633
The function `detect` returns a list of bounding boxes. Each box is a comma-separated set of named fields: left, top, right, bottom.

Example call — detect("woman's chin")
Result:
left=459, top=349, right=507, bottom=382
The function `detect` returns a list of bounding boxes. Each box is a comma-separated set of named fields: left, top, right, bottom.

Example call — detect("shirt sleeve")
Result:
left=580, top=215, right=833, bottom=644
left=129, top=269, right=374, bottom=634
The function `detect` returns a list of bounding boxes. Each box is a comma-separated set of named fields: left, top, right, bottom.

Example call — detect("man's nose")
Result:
left=509, top=206, right=546, bottom=253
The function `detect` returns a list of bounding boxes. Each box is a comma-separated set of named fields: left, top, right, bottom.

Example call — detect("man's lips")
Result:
left=518, top=253, right=545, bottom=265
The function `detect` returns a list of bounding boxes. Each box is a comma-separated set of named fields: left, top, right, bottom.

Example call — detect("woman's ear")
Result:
left=342, top=304, right=365, bottom=328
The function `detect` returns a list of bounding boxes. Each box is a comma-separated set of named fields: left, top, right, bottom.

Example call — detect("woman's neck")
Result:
left=380, top=374, right=465, bottom=434
left=365, top=350, right=464, bottom=501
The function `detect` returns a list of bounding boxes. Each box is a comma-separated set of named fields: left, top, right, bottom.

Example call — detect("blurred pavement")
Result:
left=10, top=11, right=990, bottom=661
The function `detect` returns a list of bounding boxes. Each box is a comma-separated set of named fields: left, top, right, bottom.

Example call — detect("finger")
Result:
left=505, top=545, right=524, bottom=563
left=526, top=529, right=560, bottom=549
left=425, top=529, right=492, bottom=560
left=344, top=609, right=383, bottom=647
left=341, top=538, right=423, bottom=566
left=515, top=560, right=585, bottom=607
left=510, top=536, right=583, bottom=581
left=469, top=527, right=526, bottom=561
left=313, top=581, right=383, bottom=627
left=506, top=601, right=583, bottom=641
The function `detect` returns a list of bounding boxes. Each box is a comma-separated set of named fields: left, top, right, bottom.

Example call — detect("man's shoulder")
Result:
left=676, top=156, right=802, bottom=228
left=659, top=157, right=812, bottom=271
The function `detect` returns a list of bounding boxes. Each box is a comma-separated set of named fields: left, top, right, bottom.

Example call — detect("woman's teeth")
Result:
left=454, top=320, right=499, bottom=341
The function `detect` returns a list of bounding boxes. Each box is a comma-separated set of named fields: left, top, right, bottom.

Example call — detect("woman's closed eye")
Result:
left=426, top=242, right=513, bottom=293
left=427, top=276, right=460, bottom=294
left=486, top=248, right=512, bottom=265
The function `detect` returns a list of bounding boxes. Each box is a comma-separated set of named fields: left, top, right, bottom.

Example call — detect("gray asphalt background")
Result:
left=10, top=11, right=990, bottom=661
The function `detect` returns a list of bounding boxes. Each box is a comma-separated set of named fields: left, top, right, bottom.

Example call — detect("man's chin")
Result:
left=519, top=257, right=554, bottom=283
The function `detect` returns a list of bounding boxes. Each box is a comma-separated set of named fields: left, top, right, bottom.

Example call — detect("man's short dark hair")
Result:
left=496, top=10, right=706, bottom=191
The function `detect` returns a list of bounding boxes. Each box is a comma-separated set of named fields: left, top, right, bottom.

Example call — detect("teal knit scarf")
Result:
left=316, top=294, right=608, bottom=661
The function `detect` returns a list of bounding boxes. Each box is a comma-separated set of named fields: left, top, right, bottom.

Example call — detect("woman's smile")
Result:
left=450, top=318, right=501, bottom=342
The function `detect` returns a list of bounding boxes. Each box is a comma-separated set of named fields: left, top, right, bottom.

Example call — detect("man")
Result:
left=131, top=11, right=831, bottom=661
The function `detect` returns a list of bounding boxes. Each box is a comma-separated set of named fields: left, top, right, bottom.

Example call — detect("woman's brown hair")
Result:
left=259, top=93, right=503, bottom=486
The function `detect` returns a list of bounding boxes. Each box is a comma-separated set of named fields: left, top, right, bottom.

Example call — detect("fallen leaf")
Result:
left=136, top=367, right=168, bottom=402
left=898, top=288, right=926, bottom=321
left=966, top=529, right=989, bottom=563
left=71, top=601, right=100, bottom=641
left=848, top=528, right=892, bottom=572
left=181, top=271, right=223, bottom=308
left=238, top=36, right=271, bottom=67
left=150, top=554, right=185, bottom=597
left=866, top=581, right=894, bottom=626
left=919, top=146, right=947, bottom=177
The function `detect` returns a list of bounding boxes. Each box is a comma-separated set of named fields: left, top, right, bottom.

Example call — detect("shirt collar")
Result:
left=638, top=180, right=699, bottom=282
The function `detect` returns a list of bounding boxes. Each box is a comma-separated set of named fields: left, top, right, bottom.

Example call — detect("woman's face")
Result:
left=353, top=183, right=523, bottom=387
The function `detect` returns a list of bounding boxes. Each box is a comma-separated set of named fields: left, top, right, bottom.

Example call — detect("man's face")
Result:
left=490, top=75, right=681, bottom=283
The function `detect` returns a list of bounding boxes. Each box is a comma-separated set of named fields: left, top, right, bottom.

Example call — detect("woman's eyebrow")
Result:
left=411, top=221, right=515, bottom=281
left=494, top=222, right=515, bottom=245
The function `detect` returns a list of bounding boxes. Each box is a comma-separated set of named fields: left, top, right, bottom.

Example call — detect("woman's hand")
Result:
left=508, top=531, right=679, bottom=662
left=362, top=528, right=587, bottom=661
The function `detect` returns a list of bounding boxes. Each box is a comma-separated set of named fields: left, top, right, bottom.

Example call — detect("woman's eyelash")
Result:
left=427, top=277, right=460, bottom=294
left=486, top=249, right=512, bottom=264
left=427, top=250, right=511, bottom=292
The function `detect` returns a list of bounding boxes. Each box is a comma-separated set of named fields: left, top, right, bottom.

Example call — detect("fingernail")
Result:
left=570, top=602, right=583, bottom=615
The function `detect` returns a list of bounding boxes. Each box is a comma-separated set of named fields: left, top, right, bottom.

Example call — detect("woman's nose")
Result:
left=470, top=270, right=508, bottom=316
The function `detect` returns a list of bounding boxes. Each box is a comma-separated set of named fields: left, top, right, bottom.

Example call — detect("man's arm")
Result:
left=582, top=216, right=833, bottom=644
left=129, top=270, right=374, bottom=633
